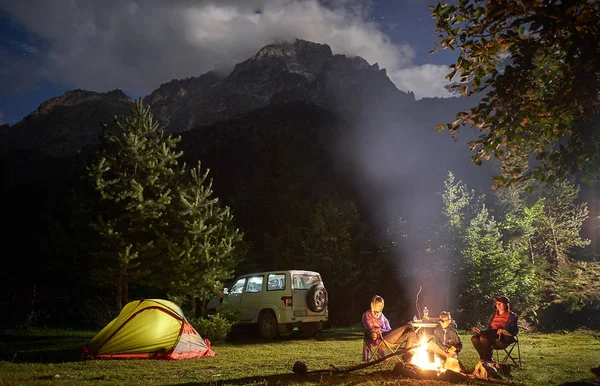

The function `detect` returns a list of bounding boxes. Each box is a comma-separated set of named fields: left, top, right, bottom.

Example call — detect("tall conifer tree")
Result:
left=87, top=100, right=183, bottom=309
left=159, top=163, right=242, bottom=315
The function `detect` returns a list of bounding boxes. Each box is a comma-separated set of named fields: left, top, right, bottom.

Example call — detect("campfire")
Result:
left=409, top=335, right=445, bottom=373
left=391, top=334, right=472, bottom=383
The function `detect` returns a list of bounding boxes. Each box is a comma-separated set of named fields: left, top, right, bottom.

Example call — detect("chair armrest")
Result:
left=501, top=330, right=516, bottom=337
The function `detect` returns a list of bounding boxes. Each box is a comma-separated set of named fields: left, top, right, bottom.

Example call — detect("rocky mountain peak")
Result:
left=37, top=89, right=131, bottom=115
left=253, top=39, right=333, bottom=73
left=145, top=71, right=223, bottom=105
left=2, top=38, right=416, bottom=158
left=231, top=39, right=332, bottom=80
left=1, top=89, right=134, bottom=158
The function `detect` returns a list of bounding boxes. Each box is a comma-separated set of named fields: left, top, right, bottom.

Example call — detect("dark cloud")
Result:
left=0, top=49, right=46, bottom=99
left=1, top=0, right=450, bottom=97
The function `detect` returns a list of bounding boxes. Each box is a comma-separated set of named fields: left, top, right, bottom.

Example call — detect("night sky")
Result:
left=0, top=0, right=458, bottom=126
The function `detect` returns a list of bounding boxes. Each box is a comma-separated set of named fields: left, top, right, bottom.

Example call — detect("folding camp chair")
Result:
left=362, top=331, right=403, bottom=363
left=493, top=334, right=521, bottom=368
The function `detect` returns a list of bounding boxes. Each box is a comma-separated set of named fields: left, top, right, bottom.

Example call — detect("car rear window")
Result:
left=292, top=274, right=322, bottom=290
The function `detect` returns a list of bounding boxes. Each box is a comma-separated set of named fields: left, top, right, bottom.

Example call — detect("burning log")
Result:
left=292, top=338, right=433, bottom=376
left=393, top=362, right=466, bottom=382
left=292, top=334, right=520, bottom=385
left=392, top=362, right=523, bottom=385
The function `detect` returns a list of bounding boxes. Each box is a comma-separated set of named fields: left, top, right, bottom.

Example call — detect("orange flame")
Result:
left=410, top=336, right=445, bottom=373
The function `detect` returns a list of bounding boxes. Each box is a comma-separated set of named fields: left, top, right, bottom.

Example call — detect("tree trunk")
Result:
left=201, top=291, right=208, bottom=318
left=116, top=280, right=123, bottom=310
left=124, top=280, right=129, bottom=305
left=549, top=221, right=562, bottom=265
left=190, top=289, right=196, bottom=317
left=528, top=236, right=535, bottom=264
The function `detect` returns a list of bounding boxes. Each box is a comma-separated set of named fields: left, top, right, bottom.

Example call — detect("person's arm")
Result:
left=505, top=312, right=519, bottom=336
left=363, top=311, right=386, bottom=336
left=362, top=311, right=378, bottom=332
left=473, top=312, right=497, bottom=334
left=380, top=314, right=391, bottom=333
left=449, top=328, right=463, bottom=353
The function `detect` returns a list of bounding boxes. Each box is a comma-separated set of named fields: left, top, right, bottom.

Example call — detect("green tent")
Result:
left=84, top=299, right=215, bottom=359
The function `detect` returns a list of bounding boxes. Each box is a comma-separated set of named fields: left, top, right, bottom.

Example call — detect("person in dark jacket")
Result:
left=471, top=296, right=519, bottom=363
left=428, top=311, right=463, bottom=362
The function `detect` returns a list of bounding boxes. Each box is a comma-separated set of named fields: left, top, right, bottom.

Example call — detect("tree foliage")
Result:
left=494, top=184, right=543, bottom=312
left=431, top=0, right=600, bottom=186
left=442, top=171, right=475, bottom=232
left=159, top=164, right=242, bottom=315
left=531, top=179, right=590, bottom=266
left=459, top=204, right=521, bottom=324
left=87, top=100, right=242, bottom=311
left=265, top=196, right=365, bottom=324
left=87, top=100, right=182, bottom=309
left=439, top=171, right=476, bottom=310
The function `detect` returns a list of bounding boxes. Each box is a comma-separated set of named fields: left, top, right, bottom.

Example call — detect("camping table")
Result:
left=409, top=319, right=439, bottom=337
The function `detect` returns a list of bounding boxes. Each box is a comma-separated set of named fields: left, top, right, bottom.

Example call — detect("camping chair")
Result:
left=362, top=331, right=403, bottom=363
left=493, top=333, right=521, bottom=368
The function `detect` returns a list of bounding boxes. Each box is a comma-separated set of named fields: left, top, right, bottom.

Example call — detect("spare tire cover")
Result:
left=307, top=284, right=328, bottom=312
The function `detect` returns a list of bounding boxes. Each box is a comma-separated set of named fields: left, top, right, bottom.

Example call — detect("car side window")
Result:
left=230, top=278, right=246, bottom=294
left=267, top=274, right=285, bottom=291
left=245, top=275, right=263, bottom=293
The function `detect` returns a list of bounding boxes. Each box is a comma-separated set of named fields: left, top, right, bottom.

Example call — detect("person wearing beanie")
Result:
left=362, top=295, right=417, bottom=361
left=429, top=311, right=463, bottom=362
left=470, top=296, right=519, bottom=363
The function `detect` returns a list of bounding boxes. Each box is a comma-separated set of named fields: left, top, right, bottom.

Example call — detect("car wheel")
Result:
left=258, top=311, right=278, bottom=340
left=307, top=284, right=328, bottom=312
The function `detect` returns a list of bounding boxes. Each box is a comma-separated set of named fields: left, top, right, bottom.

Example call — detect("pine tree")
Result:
left=87, top=100, right=183, bottom=309
left=282, top=197, right=361, bottom=324
left=439, top=171, right=475, bottom=310
left=531, top=180, right=590, bottom=266
left=159, top=163, right=242, bottom=315
left=459, top=204, right=520, bottom=324
left=495, top=184, right=543, bottom=312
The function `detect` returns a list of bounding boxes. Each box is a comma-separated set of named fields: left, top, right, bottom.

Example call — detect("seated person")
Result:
left=471, top=295, right=518, bottom=363
left=362, top=295, right=417, bottom=361
left=428, top=311, right=463, bottom=363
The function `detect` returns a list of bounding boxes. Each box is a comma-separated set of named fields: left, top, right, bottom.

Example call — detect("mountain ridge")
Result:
left=1, top=39, right=417, bottom=159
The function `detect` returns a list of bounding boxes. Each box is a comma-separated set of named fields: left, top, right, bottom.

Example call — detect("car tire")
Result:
left=307, top=284, right=328, bottom=312
left=258, top=311, right=278, bottom=340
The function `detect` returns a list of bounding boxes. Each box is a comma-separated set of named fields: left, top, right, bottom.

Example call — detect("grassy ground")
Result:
left=0, top=327, right=599, bottom=385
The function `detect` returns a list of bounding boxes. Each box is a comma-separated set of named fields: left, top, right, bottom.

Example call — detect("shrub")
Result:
left=189, top=312, right=237, bottom=342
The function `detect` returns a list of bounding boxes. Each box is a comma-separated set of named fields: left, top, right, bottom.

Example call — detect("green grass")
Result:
left=1, top=327, right=599, bottom=385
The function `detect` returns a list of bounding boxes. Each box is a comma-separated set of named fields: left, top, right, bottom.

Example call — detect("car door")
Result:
left=241, top=275, right=264, bottom=322
left=291, top=273, right=309, bottom=316
left=226, top=277, right=246, bottom=313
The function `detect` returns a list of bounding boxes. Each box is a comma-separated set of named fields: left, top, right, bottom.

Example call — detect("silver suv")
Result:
left=221, top=270, right=328, bottom=339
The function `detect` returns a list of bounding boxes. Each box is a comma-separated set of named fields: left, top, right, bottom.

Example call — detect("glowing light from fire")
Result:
left=410, top=336, right=445, bottom=373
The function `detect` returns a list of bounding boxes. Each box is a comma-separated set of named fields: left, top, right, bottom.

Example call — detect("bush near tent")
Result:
left=83, top=299, right=215, bottom=360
